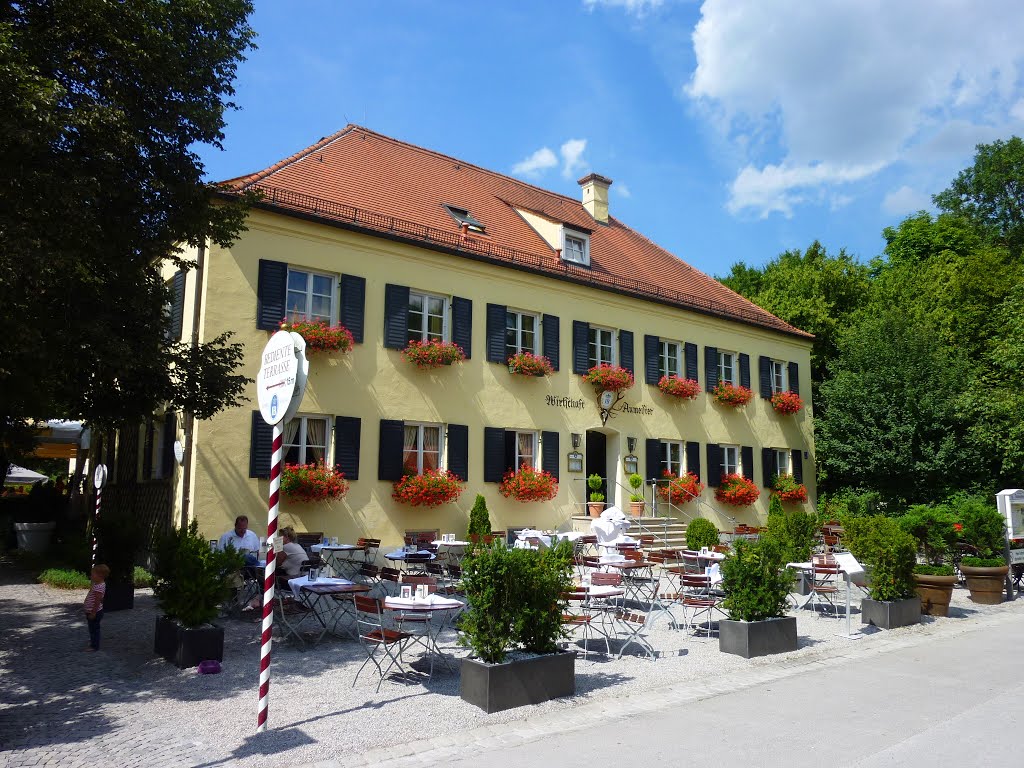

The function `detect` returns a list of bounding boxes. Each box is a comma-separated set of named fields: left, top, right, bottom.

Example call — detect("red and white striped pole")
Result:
left=257, top=421, right=283, bottom=732
left=91, top=485, right=102, bottom=568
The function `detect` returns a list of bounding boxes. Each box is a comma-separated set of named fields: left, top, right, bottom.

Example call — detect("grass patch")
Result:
left=38, top=568, right=91, bottom=589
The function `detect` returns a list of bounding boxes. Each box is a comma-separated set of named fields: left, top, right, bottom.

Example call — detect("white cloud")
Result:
left=615, top=182, right=632, bottom=198
left=560, top=138, right=588, bottom=178
left=687, top=0, right=1024, bottom=217
left=882, top=185, right=932, bottom=216
left=583, top=0, right=665, bottom=17
left=512, top=147, right=558, bottom=177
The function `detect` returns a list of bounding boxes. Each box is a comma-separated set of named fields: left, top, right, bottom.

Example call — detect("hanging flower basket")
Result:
left=771, top=390, right=804, bottom=415
left=712, top=381, right=754, bottom=407
left=498, top=464, right=558, bottom=502
left=392, top=469, right=465, bottom=507
left=278, top=319, right=355, bottom=354
left=771, top=474, right=808, bottom=504
left=715, top=473, right=760, bottom=506
left=280, top=462, right=349, bottom=503
left=401, top=340, right=466, bottom=370
left=583, top=364, right=635, bottom=393
left=658, top=375, right=701, bottom=400
left=507, top=351, right=554, bottom=377
left=656, top=471, right=704, bottom=505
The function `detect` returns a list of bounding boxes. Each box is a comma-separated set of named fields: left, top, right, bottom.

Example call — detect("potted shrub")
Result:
left=459, top=540, right=575, bottom=713
left=152, top=520, right=244, bottom=668
left=506, top=351, right=554, bottom=377
left=712, top=381, right=753, bottom=407
left=280, top=461, right=349, bottom=502
left=770, top=390, right=803, bottom=415
left=401, top=339, right=466, bottom=369
left=899, top=505, right=958, bottom=616
left=719, top=539, right=797, bottom=657
left=657, top=375, right=700, bottom=400
left=627, top=473, right=645, bottom=517
left=499, top=465, right=558, bottom=502
left=715, top=473, right=760, bottom=507
left=582, top=364, right=634, bottom=393
left=657, top=471, right=704, bottom=506
left=958, top=498, right=1009, bottom=604
left=95, top=507, right=145, bottom=612
left=771, top=474, right=808, bottom=504
left=843, top=516, right=921, bottom=629
left=586, top=474, right=605, bottom=518
left=278, top=318, right=354, bottom=354
left=467, top=494, right=492, bottom=543
left=686, top=517, right=720, bottom=551
left=391, top=468, right=464, bottom=507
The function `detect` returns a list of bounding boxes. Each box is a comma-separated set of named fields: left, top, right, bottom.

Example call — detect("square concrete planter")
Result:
left=460, top=651, right=575, bottom=713
left=154, top=616, right=224, bottom=669
left=861, top=597, right=921, bottom=629
left=719, top=617, right=797, bottom=658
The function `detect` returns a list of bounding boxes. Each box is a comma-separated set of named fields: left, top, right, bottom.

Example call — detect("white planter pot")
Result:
left=15, top=521, right=56, bottom=553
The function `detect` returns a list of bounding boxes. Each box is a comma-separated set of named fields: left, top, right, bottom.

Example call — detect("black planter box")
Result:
left=719, top=617, right=798, bottom=658
left=861, top=597, right=921, bottom=629
left=460, top=651, right=575, bottom=713
left=154, top=616, right=224, bottom=669
left=103, top=581, right=134, bottom=613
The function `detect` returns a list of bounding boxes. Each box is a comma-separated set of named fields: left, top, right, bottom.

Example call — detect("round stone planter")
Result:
left=912, top=572, right=957, bottom=616
left=629, top=501, right=645, bottom=518
left=588, top=502, right=604, bottom=519
left=960, top=564, right=1009, bottom=604
left=14, top=521, right=56, bottom=553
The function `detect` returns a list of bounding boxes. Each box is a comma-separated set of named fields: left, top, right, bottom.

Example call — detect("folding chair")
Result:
left=356, top=537, right=381, bottom=564
left=561, top=589, right=608, bottom=659
left=355, top=563, right=382, bottom=594
left=402, top=552, right=432, bottom=575
left=442, top=563, right=465, bottom=596
left=274, top=584, right=312, bottom=646
left=679, top=573, right=726, bottom=637
left=808, top=557, right=843, bottom=617
left=379, top=566, right=402, bottom=596
left=352, top=596, right=414, bottom=692
left=613, top=603, right=658, bottom=659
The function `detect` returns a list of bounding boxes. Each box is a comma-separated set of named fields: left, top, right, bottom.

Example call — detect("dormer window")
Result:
left=561, top=227, right=590, bottom=266
left=444, top=204, right=485, bottom=233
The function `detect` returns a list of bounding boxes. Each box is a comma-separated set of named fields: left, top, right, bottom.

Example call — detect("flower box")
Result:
left=279, top=319, right=354, bottom=354
left=392, top=469, right=465, bottom=507
left=582, top=364, right=634, bottom=393
left=656, top=471, right=704, bottom=505
left=712, top=382, right=753, bottom=407
left=281, top=462, right=349, bottom=503
left=771, top=390, right=803, bottom=414
left=499, top=465, right=558, bottom=502
left=715, top=473, right=760, bottom=507
left=658, top=375, right=701, bottom=400
left=401, top=340, right=466, bottom=369
left=771, top=474, right=808, bottom=504
left=506, top=351, right=554, bottom=377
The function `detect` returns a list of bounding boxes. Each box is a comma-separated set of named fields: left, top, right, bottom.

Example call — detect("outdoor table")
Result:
left=604, top=559, right=657, bottom=603
left=431, top=540, right=469, bottom=564
left=383, top=595, right=464, bottom=677
left=311, top=543, right=364, bottom=578
left=787, top=554, right=863, bottom=638
left=513, top=529, right=552, bottom=549
left=287, top=576, right=370, bottom=643
left=384, top=550, right=436, bottom=569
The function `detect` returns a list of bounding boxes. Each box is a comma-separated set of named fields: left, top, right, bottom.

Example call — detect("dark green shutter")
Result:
left=339, top=274, right=366, bottom=344
left=741, top=446, right=754, bottom=482
left=169, top=271, right=185, bottom=340
left=572, top=321, right=590, bottom=374
left=644, top=335, right=660, bottom=384
left=483, top=427, right=506, bottom=483
left=685, top=441, right=701, bottom=484
left=619, top=330, right=634, bottom=374
left=451, top=297, right=472, bottom=359
left=685, top=343, right=698, bottom=382
left=541, top=431, right=559, bottom=481
left=447, top=424, right=468, bottom=481
left=645, top=438, right=661, bottom=482
left=383, top=284, right=410, bottom=349
left=788, top=362, right=800, bottom=396
left=739, top=354, right=751, bottom=389
left=378, top=420, right=405, bottom=480
left=542, top=314, right=560, bottom=371
left=762, top=447, right=775, bottom=487
left=248, top=411, right=272, bottom=479
left=486, top=303, right=507, bottom=363
left=706, top=443, right=722, bottom=486
left=257, top=260, right=287, bottom=330
left=704, top=346, right=718, bottom=392
left=759, top=356, right=772, bottom=399
left=792, top=449, right=804, bottom=484
left=334, top=416, right=361, bottom=480
left=162, top=412, right=178, bottom=478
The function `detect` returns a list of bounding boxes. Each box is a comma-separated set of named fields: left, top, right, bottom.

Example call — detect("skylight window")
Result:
left=444, top=205, right=485, bottom=233
left=561, top=227, right=590, bottom=266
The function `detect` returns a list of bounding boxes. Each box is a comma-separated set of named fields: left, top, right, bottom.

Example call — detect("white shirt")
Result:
left=218, top=529, right=261, bottom=554
left=279, top=541, right=308, bottom=577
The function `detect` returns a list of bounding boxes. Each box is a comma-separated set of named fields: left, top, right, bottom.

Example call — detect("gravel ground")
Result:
left=1, top=567, right=1021, bottom=768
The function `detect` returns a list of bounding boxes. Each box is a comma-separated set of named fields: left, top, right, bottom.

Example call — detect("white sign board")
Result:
left=173, top=439, right=184, bottom=465
left=1009, top=549, right=1024, bottom=566
left=256, top=331, right=299, bottom=426
left=281, top=333, right=309, bottom=425
left=93, top=464, right=107, bottom=490
left=996, top=488, right=1024, bottom=540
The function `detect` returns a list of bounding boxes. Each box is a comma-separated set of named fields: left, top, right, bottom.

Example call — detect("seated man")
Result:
left=276, top=527, right=308, bottom=580
left=219, top=514, right=261, bottom=566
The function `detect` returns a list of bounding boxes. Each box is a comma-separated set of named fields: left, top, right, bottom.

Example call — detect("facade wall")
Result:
left=188, top=210, right=815, bottom=546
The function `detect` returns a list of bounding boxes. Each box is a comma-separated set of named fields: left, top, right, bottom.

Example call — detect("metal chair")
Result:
left=561, top=589, right=607, bottom=659
left=679, top=573, right=726, bottom=636
left=352, top=595, right=414, bottom=692
left=807, top=557, right=843, bottom=617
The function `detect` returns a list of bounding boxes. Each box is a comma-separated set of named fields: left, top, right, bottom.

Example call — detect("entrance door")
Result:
left=585, top=430, right=607, bottom=503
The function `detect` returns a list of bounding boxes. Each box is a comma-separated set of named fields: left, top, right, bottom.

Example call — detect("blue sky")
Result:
left=198, top=0, right=1024, bottom=277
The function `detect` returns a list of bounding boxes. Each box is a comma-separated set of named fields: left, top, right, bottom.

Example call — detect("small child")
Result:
left=83, top=564, right=110, bottom=651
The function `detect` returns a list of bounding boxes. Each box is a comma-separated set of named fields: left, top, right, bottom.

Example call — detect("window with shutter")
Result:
left=249, top=411, right=273, bottom=479
left=588, top=326, right=616, bottom=367
left=486, top=303, right=508, bottom=363
left=619, top=330, right=634, bottom=374
left=447, top=424, right=468, bottom=481
left=572, top=321, right=590, bottom=374
left=541, top=431, right=559, bottom=480
left=257, top=260, right=287, bottom=331
left=704, top=347, right=719, bottom=392
left=505, top=309, right=540, bottom=358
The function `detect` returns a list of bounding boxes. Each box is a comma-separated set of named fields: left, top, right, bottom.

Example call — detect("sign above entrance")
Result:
left=256, top=331, right=306, bottom=426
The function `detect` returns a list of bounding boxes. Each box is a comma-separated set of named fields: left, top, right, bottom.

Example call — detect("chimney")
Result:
left=578, top=173, right=613, bottom=224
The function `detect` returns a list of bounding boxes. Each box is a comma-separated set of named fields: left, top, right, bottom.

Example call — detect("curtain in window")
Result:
left=422, top=426, right=440, bottom=471
left=517, top=432, right=534, bottom=468
left=283, top=420, right=301, bottom=464
left=403, top=426, right=419, bottom=474
left=306, top=418, right=327, bottom=463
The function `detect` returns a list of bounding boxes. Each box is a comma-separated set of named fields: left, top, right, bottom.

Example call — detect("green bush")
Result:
left=961, top=556, right=1007, bottom=568
left=842, top=516, right=917, bottom=601
left=38, top=568, right=91, bottom=589
left=152, top=520, right=245, bottom=628
left=686, top=517, right=719, bottom=550
left=133, top=566, right=153, bottom=588
left=914, top=564, right=955, bottom=576
left=459, top=539, right=573, bottom=664
left=763, top=494, right=816, bottom=563
left=466, top=494, right=491, bottom=540
left=587, top=473, right=604, bottom=503
left=957, top=498, right=1005, bottom=558
left=721, top=539, right=791, bottom=622
left=899, top=505, right=958, bottom=566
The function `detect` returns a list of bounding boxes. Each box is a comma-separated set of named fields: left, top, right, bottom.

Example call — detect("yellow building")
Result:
left=167, top=126, right=815, bottom=546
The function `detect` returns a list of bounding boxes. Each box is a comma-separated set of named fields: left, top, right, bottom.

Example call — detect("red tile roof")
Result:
left=224, top=126, right=812, bottom=340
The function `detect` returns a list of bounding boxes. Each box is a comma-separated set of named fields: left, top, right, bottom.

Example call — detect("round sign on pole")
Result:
left=93, top=464, right=107, bottom=490
left=173, top=440, right=185, bottom=465
left=256, top=331, right=300, bottom=426
left=281, top=332, right=310, bottom=425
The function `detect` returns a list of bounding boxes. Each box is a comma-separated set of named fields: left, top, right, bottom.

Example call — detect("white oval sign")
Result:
left=281, top=332, right=310, bottom=425
left=256, top=331, right=299, bottom=426
left=173, top=439, right=184, bottom=465
left=93, top=464, right=108, bottom=490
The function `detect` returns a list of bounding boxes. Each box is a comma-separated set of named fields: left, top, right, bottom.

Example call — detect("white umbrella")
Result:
left=4, top=465, right=48, bottom=485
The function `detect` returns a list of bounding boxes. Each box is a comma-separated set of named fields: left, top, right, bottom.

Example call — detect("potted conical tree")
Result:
left=900, top=505, right=958, bottom=616
left=627, top=473, right=645, bottom=517
left=587, top=474, right=605, bottom=518
left=958, top=499, right=1010, bottom=604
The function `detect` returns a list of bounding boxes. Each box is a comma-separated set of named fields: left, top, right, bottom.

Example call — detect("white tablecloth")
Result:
left=384, top=595, right=463, bottom=610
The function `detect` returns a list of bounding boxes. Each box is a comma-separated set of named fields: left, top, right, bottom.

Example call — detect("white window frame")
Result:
left=286, top=267, right=337, bottom=324
left=506, top=309, right=540, bottom=357
left=773, top=449, right=792, bottom=478
left=407, top=290, right=449, bottom=344
left=284, top=414, right=331, bottom=465
left=769, top=359, right=788, bottom=394
left=588, top=325, right=616, bottom=368
left=659, top=340, right=683, bottom=379
left=660, top=440, right=686, bottom=477
left=514, top=430, right=539, bottom=470
left=718, top=351, right=737, bottom=386
left=561, top=227, right=591, bottom=266
left=403, top=422, right=445, bottom=475
left=721, top=444, right=740, bottom=477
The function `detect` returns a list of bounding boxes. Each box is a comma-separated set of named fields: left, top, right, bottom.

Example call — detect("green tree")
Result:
left=0, top=1, right=257, bottom=476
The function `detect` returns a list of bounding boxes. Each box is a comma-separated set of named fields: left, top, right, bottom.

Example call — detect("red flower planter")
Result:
left=498, top=465, right=558, bottom=502
left=280, top=462, right=350, bottom=502
left=771, top=390, right=803, bottom=414
left=279, top=320, right=355, bottom=354
left=713, top=382, right=754, bottom=407
left=392, top=469, right=465, bottom=507
left=715, top=474, right=760, bottom=506
left=656, top=471, right=704, bottom=505
left=582, top=364, right=634, bottom=393
left=658, top=375, right=701, bottom=400
left=402, top=340, right=466, bottom=369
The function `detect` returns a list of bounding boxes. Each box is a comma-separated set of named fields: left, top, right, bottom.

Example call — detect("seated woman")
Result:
left=277, top=527, right=308, bottom=580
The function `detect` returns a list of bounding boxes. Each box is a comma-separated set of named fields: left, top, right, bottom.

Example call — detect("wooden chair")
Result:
left=679, top=573, right=726, bottom=637
left=352, top=595, right=413, bottom=692
left=561, top=589, right=607, bottom=659
left=356, top=537, right=381, bottom=564
left=808, top=557, right=843, bottom=617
